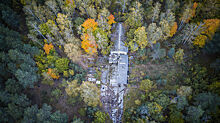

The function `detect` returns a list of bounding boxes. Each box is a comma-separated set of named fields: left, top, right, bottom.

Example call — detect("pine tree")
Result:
left=0, top=4, right=20, bottom=29
left=22, top=104, right=68, bottom=123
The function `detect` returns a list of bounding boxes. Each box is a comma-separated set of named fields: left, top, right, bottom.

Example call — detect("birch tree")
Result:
left=79, top=81, right=101, bottom=107
left=149, top=2, right=161, bottom=23
left=130, top=26, right=148, bottom=51
left=147, top=23, right=163, bottom=46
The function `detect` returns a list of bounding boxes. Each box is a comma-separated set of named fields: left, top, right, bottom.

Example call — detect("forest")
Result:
left=0, top=0, right=219, bottom=123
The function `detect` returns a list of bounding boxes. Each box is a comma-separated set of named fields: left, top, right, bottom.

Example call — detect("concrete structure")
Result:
left=101, top=23, right=128, bottom=123
left=109, top=23, right=128, bottom=86
left=109, top=54, right=128, bottom=86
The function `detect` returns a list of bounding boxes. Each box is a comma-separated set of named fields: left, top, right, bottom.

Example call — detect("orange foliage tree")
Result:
left=43, top=43, right=54, bottom=55
left=108, top=14, right=116, bottom=25
left=81, top=33, right=98, bottom=55
left=193, top=19, right=220, bottom=47
left=81, top=18, right=99, bottom=55
left=183, top=2, right=198, bottom=23
left=47, top=68, right=60, bottom=79
left=170, top=22, right=177, bottom=37
left=191, top=2, right=198, bottom=17
left=82, top=18, right=98, bottom=31
left=202, top=19, right=220, bottom=39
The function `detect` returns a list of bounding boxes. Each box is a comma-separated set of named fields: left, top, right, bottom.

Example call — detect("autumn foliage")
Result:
left=66, top=0, right=74, bottom=4
left=193, top=35, right=207, bottom=48
left=81, top=33, right=98, bottom=55
left=81, top=18, right=99, bottom=55
left=82, top=18, right=98, bottom=31
left=66, top=0, right=75, bottom=8
left=170, top=22, right=177, bottom=37
left=183, top=2, right=198, bottom=23
left=193, top=19, right=220, bottom=47
left=108, top=14, right=116, bottom=25
left=202, top=19, right=220, bottom=39
left=43, top=43, right=54, bottom=55
left=186, top=2, right=198, bottom=22
left=192, top=2, right=198, bottom=17
left=47, top=68, right=60, bottom=79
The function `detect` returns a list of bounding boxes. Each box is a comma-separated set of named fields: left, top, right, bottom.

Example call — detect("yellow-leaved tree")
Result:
left=133, top=26, right=148, bottom=50
left=202, top=19, right=220, bottom=39
left=66, top=0, right=75, bottom=7
left=79, top=81, right=101, bottom=107
left=193, top=35, right=207, bottom=48
left=139, top=79, right=156, bottom=93
left=65, top=80, right=79, bottom=97
left=174, top=48, right=184, bottom=64
left=193, top=19, right=220, bottom=47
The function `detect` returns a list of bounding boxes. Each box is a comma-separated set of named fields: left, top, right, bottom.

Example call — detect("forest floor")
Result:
left=25, top=79, right=89, bottom=122
left=124, top=56, right=182, bottom=111
left=128, top=57, right=181, bottom=84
